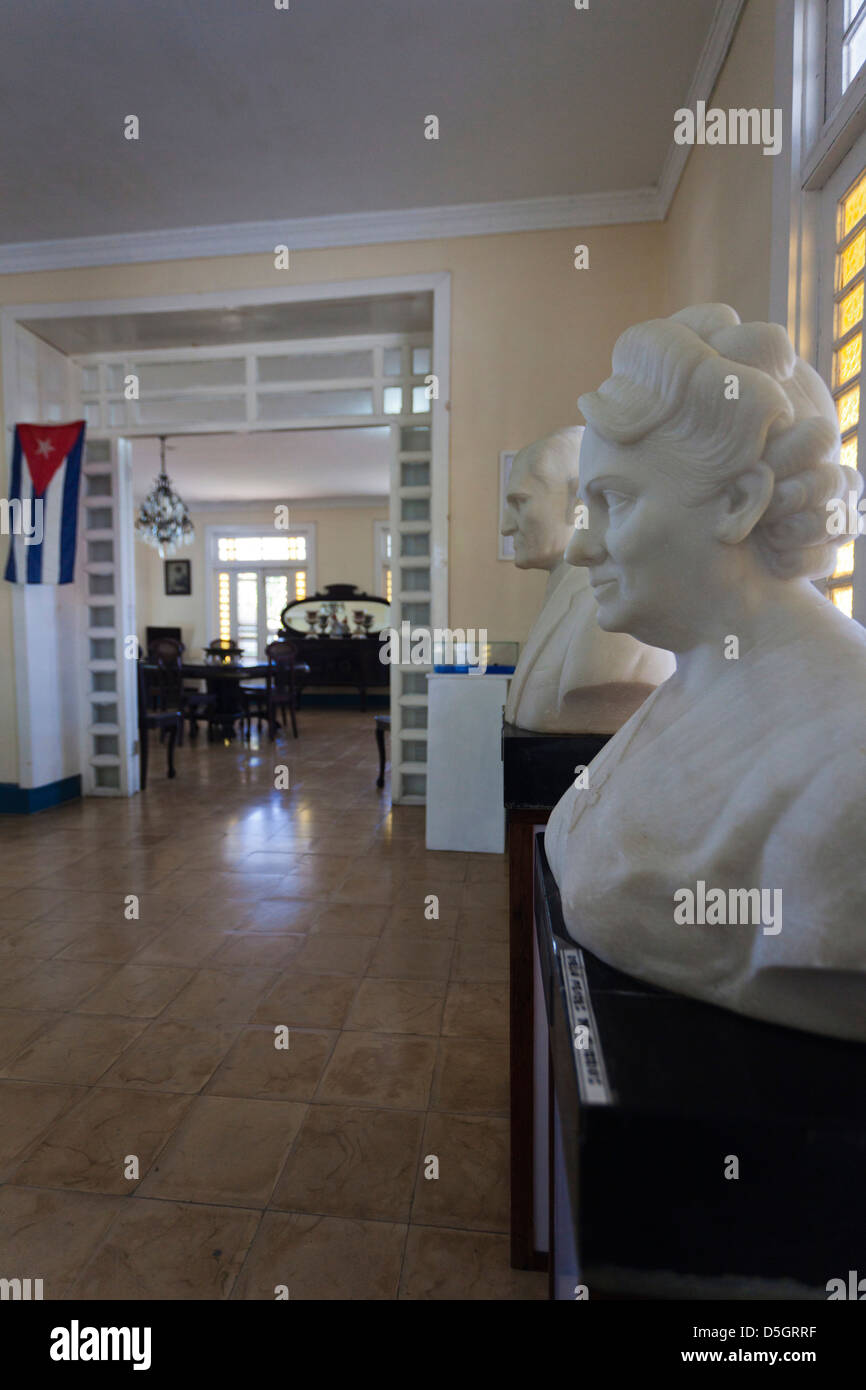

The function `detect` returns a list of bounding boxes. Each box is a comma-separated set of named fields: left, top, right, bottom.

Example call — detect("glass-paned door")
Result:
left=216, top=565, right=306, bottom=658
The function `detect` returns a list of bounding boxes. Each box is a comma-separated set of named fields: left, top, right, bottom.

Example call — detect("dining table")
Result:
left=141, top=655, right=309, bottom=741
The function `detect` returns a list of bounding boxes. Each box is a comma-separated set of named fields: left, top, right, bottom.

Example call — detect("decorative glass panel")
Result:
left=236, top=572, right=258, bottom=659
left=843, top=171, right=866, bottom=235
left=217, top=536, right=306, bottom=562
left=257, top=388, right=373, bottom=420
left=840, top=228, right=866, bottom=289
left=383, top=387, right=403, bottom=414
left=836, top=280, right=864, bottom=336
left=835, top=332, right=862, bottom=387
left=295, top=570, right=307, bottom=601
left=840, top=435, right=859, bottom=470
left=836, top=384, right=860, bottom=431
left=831, top=584, right=854, bottom=616
left=257, top=350, right=373, bottom=383
left=411, top=347, right=431, bottom=375
left=383, top=348, right=402, bottom=376
left=834, top=542, right=856, bottom=576
left=265, top=574, right=289, bottom=644
left=136, top=359, right=245, bottom=391
left=385, top=567, right=392, bottom=602
left=218, top=572, right=231, bottom=642
left=412, top=386, right=431, bottom=413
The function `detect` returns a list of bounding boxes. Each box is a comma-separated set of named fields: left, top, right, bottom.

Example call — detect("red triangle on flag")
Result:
left=18, top=421, right=84, bottom=497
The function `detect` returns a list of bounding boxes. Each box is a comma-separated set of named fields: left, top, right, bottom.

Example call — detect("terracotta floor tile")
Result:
left=205, top=1025, right=337, bottom=1101
left=10, top=1086, right=191, bottom=1194
left=76, top=963, right=194, bottom=1018
left=0, top=960, right=118, bottom=1012
left=411, top=1112, right=509, bottom=1232
left=162, top=967, right=281, bottom=1023
left=0, top=919, right=91, bottom=958
left=294, top=933, right=376, bottom=976
left=368, top=934, right=454, bottom=981
left=54, top=924, right=164, bottom=963
left=0, top=888, right=69, bottom=920
left=244, top=899, right=318, bottom=933
left=0, top=1079, right=87, bottom=1176
left=252, top=971, right=358, bottom=1028
left=210, top=933, right=305, bottom=969
left=134, top=924, right=228, bottom=967
left=68, top=1198, right=261, bottom=1300
left=0, top=1009, right=53, bottom=1065
left=307, top=903, right=389, bottom=937
left=231, top=1212, right=405, bottom=1300
left=450, top=941, right=509, bottom=983
left=271, top=1103, right=424, bottom=1221
left=137, top=1096, right=306, bottom=1207
left=345, top=978, right=446, bottom=1035
left=316, top=1031, right=436, bottom=1110
left=442, top=982, right=508, bottom=1040
left=98, top=1019, right=239, bottom=1093
left=2, top=1013, right=146, bottom=1085
left=0, top=1187, right=125, bottom=1299
left=431, top=1038, right=509, bottom=1115
left=385, top=902, right=459, bottom=937
left=460, top=880, right=509, bottom=912
left=399, top=1227, right=546, bottom=1300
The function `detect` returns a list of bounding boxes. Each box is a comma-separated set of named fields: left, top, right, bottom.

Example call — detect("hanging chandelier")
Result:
left=135, top=435, right=194, bottom=558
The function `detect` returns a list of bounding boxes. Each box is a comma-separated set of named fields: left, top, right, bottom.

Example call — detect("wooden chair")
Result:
left=375, top=714, right=391, bottom=788
left=138, top=652, right=184, bottom=788
left=242, top=640, right=306, bottom=740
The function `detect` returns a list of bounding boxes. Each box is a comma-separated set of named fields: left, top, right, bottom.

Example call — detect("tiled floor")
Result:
left=0, top=711, right=545, bottom=1300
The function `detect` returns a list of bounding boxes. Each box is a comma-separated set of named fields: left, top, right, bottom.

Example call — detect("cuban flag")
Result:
left=4, top=421, right=86, bottom=585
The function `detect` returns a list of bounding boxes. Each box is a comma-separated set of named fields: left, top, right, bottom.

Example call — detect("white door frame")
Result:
left=1, top=272, right=451, bottom=796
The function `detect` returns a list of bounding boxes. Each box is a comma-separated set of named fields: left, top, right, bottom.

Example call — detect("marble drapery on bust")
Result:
left=545, top=304, right=866, bottom=1042
left=501, top=429, right=674, bottom=733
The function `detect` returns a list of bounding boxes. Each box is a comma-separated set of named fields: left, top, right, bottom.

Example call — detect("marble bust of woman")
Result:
left=545, top=304, right=866, bottom=1042
left=501, top=428, right=674, bottom=733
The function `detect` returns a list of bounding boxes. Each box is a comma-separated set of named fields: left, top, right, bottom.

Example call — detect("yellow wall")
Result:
left=135, top=502, right=387, bottom=656
left=664, top=0, right=777, bottom=322
left=0, top=221, right=667, bottom=717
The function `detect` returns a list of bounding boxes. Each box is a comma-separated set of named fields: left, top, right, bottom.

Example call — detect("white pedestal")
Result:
left=425, top=673, right=509, bottom=853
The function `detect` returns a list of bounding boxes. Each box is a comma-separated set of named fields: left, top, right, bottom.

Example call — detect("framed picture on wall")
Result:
left=498, top=451, right=516, bottom=560
left=164, top=558, right=191, bottom=596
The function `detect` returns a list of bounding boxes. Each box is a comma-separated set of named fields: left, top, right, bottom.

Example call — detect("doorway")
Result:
left=2, top=274, right=450, bottom=804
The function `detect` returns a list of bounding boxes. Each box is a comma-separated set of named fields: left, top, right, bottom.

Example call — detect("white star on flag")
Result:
left=35, top=437, right=55, bottom=457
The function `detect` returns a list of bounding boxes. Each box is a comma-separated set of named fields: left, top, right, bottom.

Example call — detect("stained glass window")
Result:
left=829, top=165, right=866, bottom=617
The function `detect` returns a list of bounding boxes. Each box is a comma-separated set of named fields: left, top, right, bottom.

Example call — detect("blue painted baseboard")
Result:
left=0, top=775, right=82, bottom=815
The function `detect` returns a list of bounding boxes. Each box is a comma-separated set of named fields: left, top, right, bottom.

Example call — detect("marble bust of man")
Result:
left=545, top=304, right=866, bottom=1042
left=501, top=428, right=675, bottom=733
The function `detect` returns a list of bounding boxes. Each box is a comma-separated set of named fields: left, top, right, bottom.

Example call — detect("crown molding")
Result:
left=0, top=189, right=663, bottom=275
left=657, top=0, right=748, bottom=218
left=0, top=0, right=744, bottom=276
left=170, top=495, right=389, bottom=513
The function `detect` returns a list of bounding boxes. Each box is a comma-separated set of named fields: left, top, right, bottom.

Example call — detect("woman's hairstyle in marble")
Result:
left=578, top=304, right=861, bottom=580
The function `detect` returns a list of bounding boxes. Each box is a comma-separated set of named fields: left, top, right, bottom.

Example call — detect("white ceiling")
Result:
left=132, top=427, right=391, bottom=506
left=1, top=0, right=719, bottom=245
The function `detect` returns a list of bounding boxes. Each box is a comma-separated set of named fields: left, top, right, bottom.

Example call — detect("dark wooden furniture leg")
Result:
left=508, top=808, right=550, bottom=1271
left=139, top=722, right=149, bottom=790
left=166, top=721, right=178, bottom=779
left=375, top=719, right=387, bottom=787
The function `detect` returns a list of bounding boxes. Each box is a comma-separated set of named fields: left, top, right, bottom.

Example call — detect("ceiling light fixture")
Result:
left=135, top=435, right=194, bottom=558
